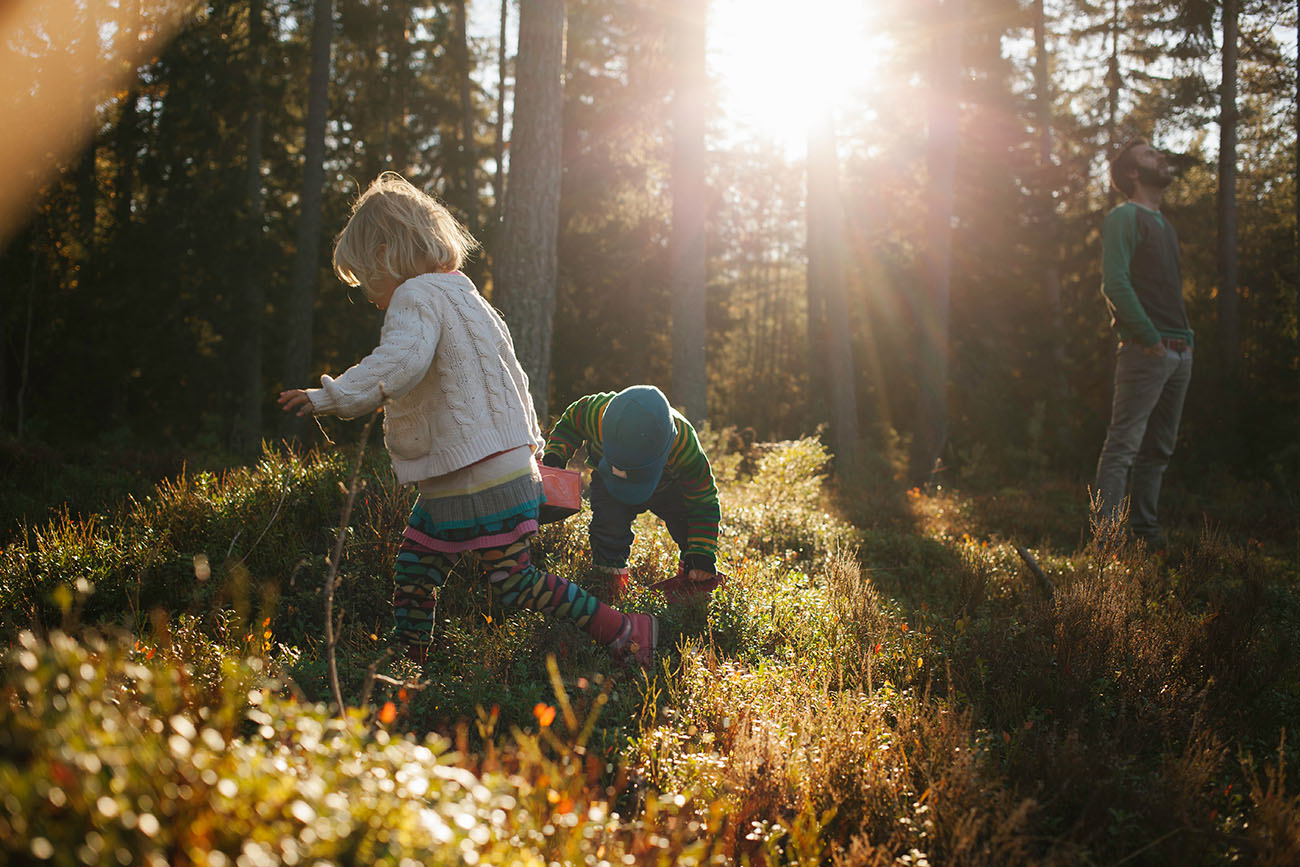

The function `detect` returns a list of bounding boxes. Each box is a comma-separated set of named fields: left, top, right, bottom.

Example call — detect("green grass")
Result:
left=2, top=434, right=1299, bottom=864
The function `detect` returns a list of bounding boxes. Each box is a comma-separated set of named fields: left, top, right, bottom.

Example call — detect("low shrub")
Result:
left=0, top=628, right=729, bottom=866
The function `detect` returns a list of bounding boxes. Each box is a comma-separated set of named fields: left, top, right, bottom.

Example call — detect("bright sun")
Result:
left=709, top=0, right=886, bottom=155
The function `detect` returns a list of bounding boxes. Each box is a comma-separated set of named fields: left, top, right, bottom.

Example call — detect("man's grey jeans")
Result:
left=1095, top=341, right=1193, bottom=541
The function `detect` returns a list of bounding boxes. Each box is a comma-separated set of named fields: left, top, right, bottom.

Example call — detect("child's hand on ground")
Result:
left=650, top=568, right=724, bottom=605
left=277, top=389, right=314, bottom=416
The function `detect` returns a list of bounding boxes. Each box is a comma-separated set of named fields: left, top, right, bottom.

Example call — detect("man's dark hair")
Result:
left=1109, top=137, right=1148, bottom=199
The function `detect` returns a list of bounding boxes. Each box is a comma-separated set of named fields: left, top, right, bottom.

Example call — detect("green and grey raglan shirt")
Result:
left=543, top=392, right=721, bottom=572
left=1100, top=202, right=1194, bottom=348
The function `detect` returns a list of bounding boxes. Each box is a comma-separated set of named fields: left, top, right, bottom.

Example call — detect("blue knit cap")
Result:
left=597, top=385, right=676, bottom=505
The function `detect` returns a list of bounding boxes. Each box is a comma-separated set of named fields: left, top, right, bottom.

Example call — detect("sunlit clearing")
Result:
left=710, top=0, right=886, bottom=156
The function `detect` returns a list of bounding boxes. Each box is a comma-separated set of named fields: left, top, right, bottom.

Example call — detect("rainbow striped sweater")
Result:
left=543, top=392, right=720, bottom=569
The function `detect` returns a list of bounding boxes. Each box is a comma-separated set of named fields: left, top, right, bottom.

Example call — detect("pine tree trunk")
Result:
left=113, top=0, right=139, bottom=240
left=234, top=0, right=267, bottom=455
left=807, top=111, right=859, bottom=475
left=77, top=0, right=97, bottom=255
left=17, top=219, right=39, bottom=440
left=667, top=0, right=708, bottom=424
left=494, top=0, right=508, bottom=223
left=114, top=92, right=136, bottom=235
left=494, top=0, right=565, bottom=421
left=282, top=0, right=333, bottom=437
left=1035, top=0, right=1068, bottom=449
left=910, top=0, right=964, bottom=484
left=451, top=0, right=478, bottom=229
left=1105, top=0, right=1121, bottom=209
left=805, top=155, right=828, bottom=428
left=1217, top=0, right=1240, bottom=378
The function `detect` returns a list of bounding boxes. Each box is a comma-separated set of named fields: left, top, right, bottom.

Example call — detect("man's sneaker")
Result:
left=608, top=612, right=658, bottom=666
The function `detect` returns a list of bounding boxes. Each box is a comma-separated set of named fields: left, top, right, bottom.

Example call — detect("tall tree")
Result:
left=549, top=0, right=676, bottom=407
left=910, top=0, right=965, bottom=483
left=495, top=0, right=565, bottom=419
left=75, top=0, right=100, bottom=256
left=494, top=0, right=509, bottom=223
left=1218, top=0, right=1240, bottom=378
left=450, top=0, right=479, bottom=229
left=1035, top=0, right=1068, bottom=438
left=282, top=0, right=333, bottom=434
left=112, top=0, right=140, bottom=243
left=16, top=218, right=39, bottom=439
left=806, top=111, right=859, bottom=473
left=667, top=0, right=707, bottom=423
left=234, top=0, right=267, bottom=455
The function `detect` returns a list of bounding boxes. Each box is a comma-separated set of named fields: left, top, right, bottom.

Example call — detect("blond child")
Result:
left=278, top=173, right=656, bottom=665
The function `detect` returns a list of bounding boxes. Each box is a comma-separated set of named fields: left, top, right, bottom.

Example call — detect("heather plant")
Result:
left=0, top=627, right=728, bottom=865
left=0, top=445, right=372, bottom=641
left=723, top=435, right=858, bottom=565
left=2, top=431, right=1299, bottom=864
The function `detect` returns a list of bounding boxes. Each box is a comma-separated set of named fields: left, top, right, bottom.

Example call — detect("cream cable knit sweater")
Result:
left=306, top=271, right=543, bottom=485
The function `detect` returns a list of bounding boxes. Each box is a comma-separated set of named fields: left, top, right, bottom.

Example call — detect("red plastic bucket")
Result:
left=539, top=465, right=582, bottom=524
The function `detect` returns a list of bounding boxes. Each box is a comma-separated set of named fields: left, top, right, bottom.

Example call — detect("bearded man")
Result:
left=1093, top=138, right=1195, bottom=545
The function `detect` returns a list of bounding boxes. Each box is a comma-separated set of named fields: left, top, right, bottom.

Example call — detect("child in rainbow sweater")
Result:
left=542, top=385, right=722, bottom=602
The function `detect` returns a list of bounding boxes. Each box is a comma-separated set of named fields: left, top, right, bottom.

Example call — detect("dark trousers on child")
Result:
left=588, top=473, right=691, bottom=569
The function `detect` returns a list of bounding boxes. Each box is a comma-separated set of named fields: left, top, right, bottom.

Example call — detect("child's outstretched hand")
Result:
left=277, top=389, right=314, bottom=417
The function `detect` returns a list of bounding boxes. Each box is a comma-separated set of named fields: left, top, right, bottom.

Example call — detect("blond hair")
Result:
left=332, top=172, right=479, bottom=297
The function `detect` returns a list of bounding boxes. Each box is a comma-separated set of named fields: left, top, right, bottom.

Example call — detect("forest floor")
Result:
left=2, top=432, right=1298, bottom=865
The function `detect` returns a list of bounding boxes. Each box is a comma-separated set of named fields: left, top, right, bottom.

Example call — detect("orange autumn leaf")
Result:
left=534, top=703, right=556, bottom=728
left=379, top=702, right=397, bottom=724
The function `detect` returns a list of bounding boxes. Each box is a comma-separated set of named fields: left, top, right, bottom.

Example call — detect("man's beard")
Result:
left=1138, top=164, right=1173, bottom=189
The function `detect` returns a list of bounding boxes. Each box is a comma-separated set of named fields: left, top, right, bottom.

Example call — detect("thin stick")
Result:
left=324, top=408, right=380, bottom=719
left=1014, top=543, right=1055, bottom=601
left=228, top=465, right=293, bottom=569
left=1112, top=827, right=1183, bottom=866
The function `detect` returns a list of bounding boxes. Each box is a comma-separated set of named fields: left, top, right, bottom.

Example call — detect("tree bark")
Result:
left=113, top=93, right=137, bottom=236
left=113, top=0, right=139, bottom=241
left=494, top=0, right=508, bottom=223
left=76, top=0, right=98, bottom=254
left=1217, top=0, right=1239, bottom=378
left=1035, top=0, right=1067, bottom=447
left=1105, top=0, right=1121, bottom=209
left=910, top=0, right=964, bottom=484
left=282, top=0, right=333, bottom=437
left=668, top=0, right=708, bottom=424
left=17, top=218, right=38, bottom=440
left=451, top=0, right=479, bottom=229
left=494, top=0, right=564, bottom=421
left=234, top=0, right=267, bottom=455
left=806, top=111, right=859, bottom=475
